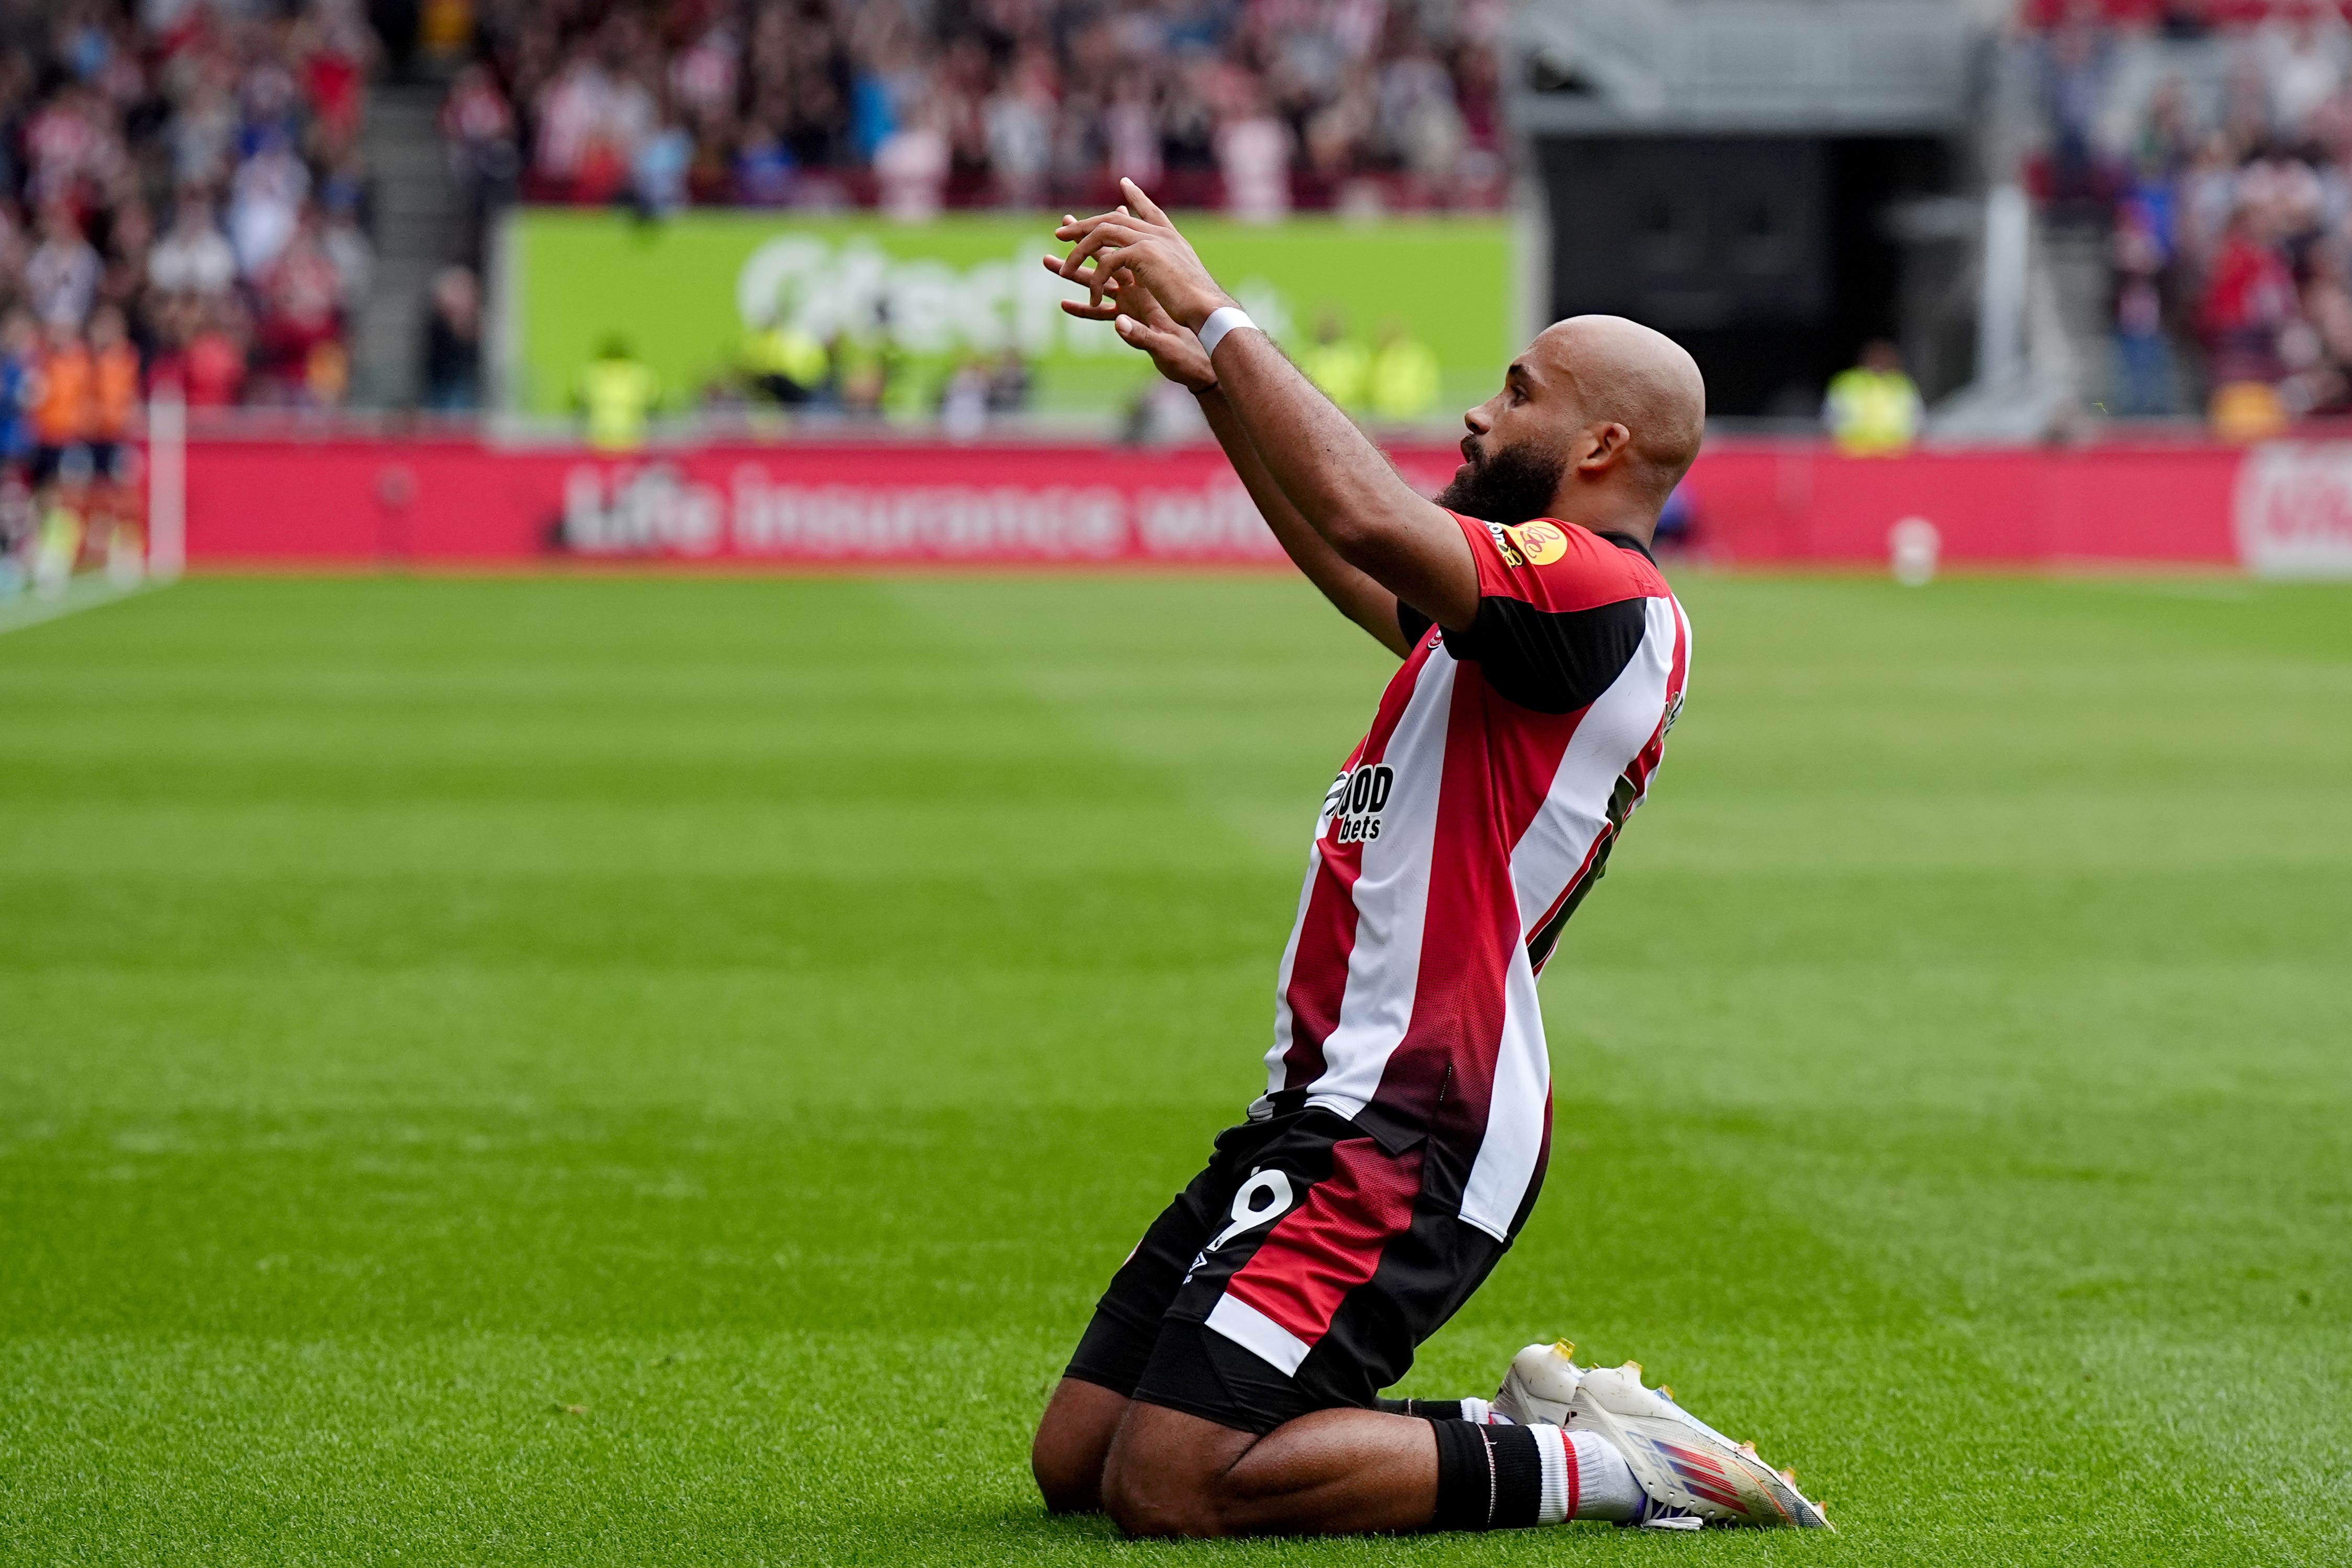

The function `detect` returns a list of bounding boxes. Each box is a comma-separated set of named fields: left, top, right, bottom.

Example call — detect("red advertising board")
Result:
left=177, top=432, right=2311, bottom=571
left=184, top=437, right=1461, bottom=568
left=1677, top=441, right=2242, bottom=566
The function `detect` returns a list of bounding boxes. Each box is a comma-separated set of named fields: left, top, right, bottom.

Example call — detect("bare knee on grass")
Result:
left=1031, top=1378, right=1130, bottom=1513
left=1101, top=1400, right=1438, bottom=1538
left=1099, top=1402, right=1256, bottom=1537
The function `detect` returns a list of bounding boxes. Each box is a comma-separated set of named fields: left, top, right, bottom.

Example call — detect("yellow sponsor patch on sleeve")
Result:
left=1504, top=520, right=1569, bottom=566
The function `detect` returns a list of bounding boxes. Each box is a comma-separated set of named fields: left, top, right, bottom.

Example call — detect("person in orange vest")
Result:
left=28, top=318, right=94, bottom=490
left=25, top=318, right=94, bottom=580
left=86, top=305, right=144, bottom=576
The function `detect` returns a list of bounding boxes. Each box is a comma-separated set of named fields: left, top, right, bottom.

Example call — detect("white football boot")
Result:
left=1491, top=1339, right=1585, bottom=1427
left=1562, top=1361, right=1833, bottom=1530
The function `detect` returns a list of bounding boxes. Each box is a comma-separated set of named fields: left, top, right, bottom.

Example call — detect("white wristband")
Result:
left=1197, top=306, right=1257, bottom=359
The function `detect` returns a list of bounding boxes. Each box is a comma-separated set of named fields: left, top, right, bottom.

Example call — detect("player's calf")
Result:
left=1101, top=1400, right=1438, bottom=1538
left=1096, top=1380, right=1650, bottom=1539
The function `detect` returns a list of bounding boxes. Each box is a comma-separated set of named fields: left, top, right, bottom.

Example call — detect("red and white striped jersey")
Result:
left=1254, top=511, right=1691, bottom=1242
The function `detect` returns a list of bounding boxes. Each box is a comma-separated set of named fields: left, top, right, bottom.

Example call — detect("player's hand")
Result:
left=1045, top=261, right=1216, bottom=392
left=1046, top=178, right=1232, bottom=329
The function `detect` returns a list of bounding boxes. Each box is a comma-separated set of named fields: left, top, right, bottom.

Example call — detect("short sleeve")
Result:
left=1440, top=511, right=1664, bottom=714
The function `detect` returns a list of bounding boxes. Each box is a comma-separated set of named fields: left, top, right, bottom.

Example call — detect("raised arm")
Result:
left=1199, top=388, right=1416, bottom=655
left=1053, top=183, right=1479, bottom=631
left=1062, top=267, right=1412, bottom=655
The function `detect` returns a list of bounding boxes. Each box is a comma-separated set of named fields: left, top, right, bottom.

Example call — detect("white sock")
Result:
left=1527, top=1425, right=1645, bottom=1523
left=1461, top=1396, right=1512, bottom=1425
left=1570, top=1428, right=1645, bottom=1521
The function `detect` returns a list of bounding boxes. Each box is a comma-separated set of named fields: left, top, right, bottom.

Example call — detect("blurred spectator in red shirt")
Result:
left=23, top=83, right=128, bottom=212
left=293, top=5, right=371, bottom=143
left=254, top=209, right=346, bottom=403
left=152, top=297, right=252, bottom=412
left=2200, top=201, right=2298, bottom=385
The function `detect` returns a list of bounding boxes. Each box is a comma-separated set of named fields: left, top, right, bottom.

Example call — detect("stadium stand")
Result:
left=442, top=0, right=1509, bottom=227
left=0, top=0, right=376, bottom=417
left=22, top=0, right=2352, bottom=435
left=0, top=0, right=1514, bottom=443
left=2014, top=0, right=2352, bottom=422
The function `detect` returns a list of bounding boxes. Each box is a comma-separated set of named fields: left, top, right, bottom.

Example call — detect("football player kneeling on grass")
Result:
left=1026, top=181, right=1831, bottom=1539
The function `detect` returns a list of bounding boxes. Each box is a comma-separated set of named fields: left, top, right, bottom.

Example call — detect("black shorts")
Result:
left=88, top=441, right=132, bottom=484
left=30, top=444, right=79, bottom=487
left=1063, top=1107, right=1514, bottom=1435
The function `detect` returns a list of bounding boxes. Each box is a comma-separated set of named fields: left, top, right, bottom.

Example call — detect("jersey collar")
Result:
left=1593, top=529, right=1656, bottom=562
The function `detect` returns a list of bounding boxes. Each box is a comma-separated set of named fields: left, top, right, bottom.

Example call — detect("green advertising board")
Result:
left=502, top=209, right=1517, bottom=423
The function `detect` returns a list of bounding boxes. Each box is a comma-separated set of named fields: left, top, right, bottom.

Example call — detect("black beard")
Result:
left=1432, top=440, right=1567, bottom=527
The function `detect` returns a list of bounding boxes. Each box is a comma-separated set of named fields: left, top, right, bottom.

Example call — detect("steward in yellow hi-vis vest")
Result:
left=1303, top=309, right=1370, bottom=411
left=1823, top=341, right=1923, bottom=456
left=1368, top=324, right=1440, bottom=421
left=741, top=318, right=830, bottom=406
left=574, top=339, right=660, bottom=451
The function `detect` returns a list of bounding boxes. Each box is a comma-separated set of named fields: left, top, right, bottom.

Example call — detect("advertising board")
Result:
left=179, top=436, right=1467, bottom=567
left=503, top=210, right=1518, bottom=422
left=175, top=432, right=2268, bottom=572
left=2232, top=441, right=2352, bottom=576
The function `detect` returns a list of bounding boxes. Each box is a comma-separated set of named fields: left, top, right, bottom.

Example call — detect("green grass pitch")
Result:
left=2, top=572, right=2347, bottom=1566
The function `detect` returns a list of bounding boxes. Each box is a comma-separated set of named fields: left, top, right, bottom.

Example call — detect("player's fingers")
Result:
left=1044, top=257, right=1133, bottom=322
left=1114, top=272, right=1172, bottom=328
left=1119, top=177, right=1173, bottom=228
left=1068, top=232, right=1138, bottom=294
left=1114, top=317, right=1175, bottom=352
left=1053, top=209, right=1129, bottom=240
left=1043, top=255, right=1108, bottom=303
left=1115, top=310, right=1182, bottom=349
left=1059, top=229, right=1148, bottom=305
left=1124, top=292, right=1166, bottom=330
left=1055, top=228, right=1112, bottom=276
left=1089, top=253, right=1125, bottom=308
left=1047, top=252, right=1115, bottom=289
left=1062, top=217, right=1143, bottom=255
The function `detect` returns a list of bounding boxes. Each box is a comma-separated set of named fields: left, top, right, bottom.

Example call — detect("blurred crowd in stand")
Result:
left=2024, top=0, right=2352, bottom=428
left=437, top=0, right=1507, bottom=240
left=0, top=0, right=377, bottom=596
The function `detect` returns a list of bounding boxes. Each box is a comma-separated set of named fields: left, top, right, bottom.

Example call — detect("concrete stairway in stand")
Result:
left=352, top=80, right=461, bottom=410
left=2041, top=218, right=2116, bottom=412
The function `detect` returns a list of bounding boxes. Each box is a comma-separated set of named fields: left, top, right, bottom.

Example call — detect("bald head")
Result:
left=1444, top=315, right=1706, bottom=537
left=1527, top=315, right=1707, bottom=501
